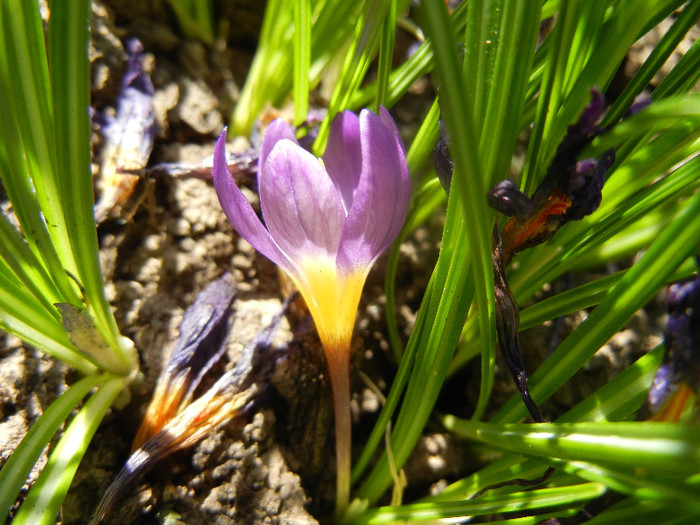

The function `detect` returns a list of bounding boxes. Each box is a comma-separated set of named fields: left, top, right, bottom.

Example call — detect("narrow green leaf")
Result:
left=349, top=483, right=605, bottom=524
left=375, top=0, right=397, bottom=111
left=602, top=0, right=700, bottom=126
left=494, top=185, right=700, bottom=423
left=443, top=420, right=700, bottom=476
left=0, top=0, right=79, bottom=289
left=313, top=0, right=391, bottom=154
left=12, top=377, right=125, bottom=525
left=654, top=36, right=700, bottom=99
left=293, top=0, right=311, bottom=125
left=435, top=346, right=666, bottom=503
left=0, top=213, right=62, bottom=318
left=0, top=264, right=97, bottom=375
left=48, top=0, right=133, bottom=374
left=0, top=374, right=107, bottom=525
left=0, top=2, right=81, bottom=306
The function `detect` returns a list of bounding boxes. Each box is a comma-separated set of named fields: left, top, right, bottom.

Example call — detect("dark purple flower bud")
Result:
left=532, top=89, right=607, bottom=208
left=487, top=180, right=535, bottom=223
left=434, top=119, right=454, bottom=192
left=560, top=148, right=615, bottom=222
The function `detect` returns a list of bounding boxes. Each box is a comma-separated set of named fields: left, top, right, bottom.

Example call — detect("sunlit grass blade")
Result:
left=48, top=0, right=131, bottom=369
left=11, top=377, right=124, bottom=525
left=421, top=0, right=496, bottom=424
left=554, top=459, right=700, bottom=512
left=602, top=0, right=700, bottom=126
left=293, top=0, right=311, bottom=125
left=473, top=0, right=540, bottom=184
left=494, top=186, right=700, bottom=424
left=348, top=482, right=606, bottom=524
left=232, top=0, right=363, bottom=135
left=435, top=345, right=666, bottom=503
left=591, top=93, right=700, bottom=151
left=353, top=200, right=474, bottom=493
left=0, top=374, right=108, bottom=525
left=539, top=0, right=684, bottom=180
left=443, top=420, right=700, bottom=476
left=460, top=0, right=541, bottom=420
left=0, top=0, right=78, bottom=289
left=586, top=498, right=695, bottom=525
left=0, top=3, right=81, bottom=306
left=374, top=0, right=397, bottom=111
left=0, top=214, right=62, bottom=317
left=519, top=259, right=696, bottom=332
left=0, top=265, right=97, bottom=375
left=313, top=0, right=392, bottom=154
left=521, top=0, right=582, bottom=194
left=654, top=36, right=700, bottom=99
left=350, top=0, right=468, bottom=110
left=355, top=0, right=498, bottom=501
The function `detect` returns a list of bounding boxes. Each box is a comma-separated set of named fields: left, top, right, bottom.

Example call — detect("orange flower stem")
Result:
left=325, top=342, right=351, bottom=521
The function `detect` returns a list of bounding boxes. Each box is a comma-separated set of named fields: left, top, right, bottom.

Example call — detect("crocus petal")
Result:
left=322, top=110, right=362, bottom=213
left=337, top=108, right=410, bottom=272
left=212, top=129, right=290, bottom=271
left=260, top=118, right=299, bottom=175
left=260, top=139, right=345, bottom=263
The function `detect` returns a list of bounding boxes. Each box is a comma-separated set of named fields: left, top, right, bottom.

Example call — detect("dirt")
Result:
left=0, top=2, right=683, bottom=525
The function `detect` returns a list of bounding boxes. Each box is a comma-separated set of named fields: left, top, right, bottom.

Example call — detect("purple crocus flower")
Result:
left=212, top=107, right=410, bottom=513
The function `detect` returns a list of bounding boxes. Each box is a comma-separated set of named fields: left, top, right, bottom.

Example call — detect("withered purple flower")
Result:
left=132, top=273, right=237, bottom=450
left=213, top=107, right=411, bottom=513
left=91, top=274, right=292, bottom=524
left=646, top=273, right=700, bottom=421
left=94, top=38, right=156, bottom=222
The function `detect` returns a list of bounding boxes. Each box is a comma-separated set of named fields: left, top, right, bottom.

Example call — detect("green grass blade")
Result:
left=494, top=185, right=700, bottom=424
left=349, top=483, right=606, bottom=524
left=540, top=0, right=683, bottom=180
left=460, top=0, right=541, bottom=419
left=48, top=0, right=131, bottom=372
left=313, top=0, right=391, bottom=154
left=444, top=420, right=700, bottom=476
left=519, top=261, right=695, bottom=332
left=0, top=0, right=79, bottom=292
left=0, top=214, right=62, bottom=317
left=434, top=345, right=665, bottom=502
left=355, top=0, right=496, bottom=500
left=0, top=3, right=81, bottom=306
left=553, top=459, right=700, bottom=512
left=0, top=264, right=97, bottom=375
left=476, top=0, right=540, bottom=184
left=293, top=0, right=311, bottom=125
left=12, top=377, right=125, bottom=525
left=602, top=0, right=700, bottom=126
left=521, top=0, right=582, bottom=194
left=654, top=35, right=700, bottom=99
left=419, top=0, right=496, bottom=425
left=374, top=0, right=397, bottom=111
left=350, top=0, right=468, bottom=110
left=0, top=374, right=107, bottom=525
